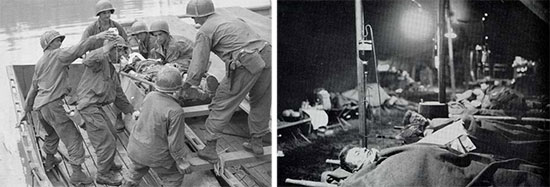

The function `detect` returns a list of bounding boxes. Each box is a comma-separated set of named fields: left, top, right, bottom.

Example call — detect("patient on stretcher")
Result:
left=121, top=52, right=219, bottom=106
left=324, top=114, right=549, bottom=186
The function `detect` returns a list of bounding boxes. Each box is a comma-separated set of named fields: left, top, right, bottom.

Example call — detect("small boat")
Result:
left=7, top=6, right=271, bottom=187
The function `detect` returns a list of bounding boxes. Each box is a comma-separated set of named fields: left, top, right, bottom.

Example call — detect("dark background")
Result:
left=277, top=0, right=549, bottom=113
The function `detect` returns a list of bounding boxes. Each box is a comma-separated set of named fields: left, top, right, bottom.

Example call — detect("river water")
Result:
left=0, top=0, right=270, bottom=65
left=0, top=0, right=270, bottom=185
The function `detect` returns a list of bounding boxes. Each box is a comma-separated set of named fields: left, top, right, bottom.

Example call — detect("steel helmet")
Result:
left=40, top=30, right=65, bottom=51
left=149, top=20, right=170, bottom=35
left=184, top=0, right=215, bottom=18
left=154, top=66, right=183, bottom=93
left=95, top=0, right=115, bottom=16
left=129, top=21, right=148, bottom=35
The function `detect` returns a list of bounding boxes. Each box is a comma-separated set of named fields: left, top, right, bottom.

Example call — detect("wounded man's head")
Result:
left=339, top=145, right=379, bottom=172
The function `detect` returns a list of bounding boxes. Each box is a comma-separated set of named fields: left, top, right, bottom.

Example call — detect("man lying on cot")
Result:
left=337, top=143, right=547, bottom=187
left=332, top=115, right=549, bottom=186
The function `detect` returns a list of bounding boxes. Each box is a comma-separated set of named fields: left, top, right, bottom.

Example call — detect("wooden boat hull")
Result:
left=6, top=6, right=271, bottom=187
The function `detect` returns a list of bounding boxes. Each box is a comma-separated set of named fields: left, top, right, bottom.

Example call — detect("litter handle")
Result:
left=285, top=178, right=338, bottom=187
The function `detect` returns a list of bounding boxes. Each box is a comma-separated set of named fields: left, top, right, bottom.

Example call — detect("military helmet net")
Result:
left=40, top=30, right=66, bottom=51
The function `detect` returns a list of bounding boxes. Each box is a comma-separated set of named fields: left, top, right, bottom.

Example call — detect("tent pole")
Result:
left=355, top=0, right=368, bottom=147
left=445, top=0, right=456, bottom=98
left=437, top=0, right=447, bottom=103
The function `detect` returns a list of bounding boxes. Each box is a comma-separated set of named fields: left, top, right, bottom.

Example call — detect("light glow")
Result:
left=401, top=9, right=433, bottom=40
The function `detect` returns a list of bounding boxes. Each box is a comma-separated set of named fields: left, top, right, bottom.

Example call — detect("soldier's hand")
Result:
left=177, top=160, right=193, bottom=174
left=96, top=30, right=117, bottom=40
left=132, top=110, right=140, bottom=120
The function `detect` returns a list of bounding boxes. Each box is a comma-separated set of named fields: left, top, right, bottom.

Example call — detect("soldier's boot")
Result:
left=96, top=171, right=122, bottom=186
left=198, top=139, right=219, bottom=163
left=70, top=165, right=93, bottom=185
left=44, top=154, right=62, bottom=172
left=243, top=137, right=263, bottom=156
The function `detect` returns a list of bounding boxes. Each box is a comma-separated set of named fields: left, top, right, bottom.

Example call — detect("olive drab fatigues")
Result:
left=82, top=18, right=129, bottom=132
left=81, top=19, right=127, bottom=50
left=25, top=35, right=101, bottom=166
left=128, top=35, right=157, bottom=59
left=76, top=48, right=134, bottom=174
left=151, top=36, right=194, bottom=72
left=185, top=13, right=271, bottom=139
left=126, top=92, right=189, bottom=186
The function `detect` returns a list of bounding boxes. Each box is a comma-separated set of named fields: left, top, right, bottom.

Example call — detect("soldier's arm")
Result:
left=57, top=34, right=104, bottom=64
left=178, top=37, right=194, bottom=59
left=81, top=24, right=93, bottom=41
left=167, top=109, right=188, bottom=162
left=185, top=32, right=211, bottom=86
left=24, top=72, right=39, bottom=112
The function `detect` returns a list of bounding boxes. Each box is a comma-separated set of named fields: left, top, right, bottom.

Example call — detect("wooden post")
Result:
left=437, top=0, right=447, bottom=103
left=355, top=0, right=368, bottom=147
left=445, top=1, right=456, bottom=97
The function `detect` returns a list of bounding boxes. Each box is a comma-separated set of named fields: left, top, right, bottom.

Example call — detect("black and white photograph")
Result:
left=277, top=0, right=548, bottom=186
left=1, top=0, right=549, bottom=186
left=1, top=0, right=272, bottom=186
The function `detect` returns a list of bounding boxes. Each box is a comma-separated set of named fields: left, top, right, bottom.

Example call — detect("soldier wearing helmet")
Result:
left=128, top=21, right=157, bottom=59
left=183, top=0, right=272, bottom=162
left=149, top=20, right=194, bottom=73
left=123, top=66, right=194, bottom=187
left=75, top=36, right=140, bottom=186
left=82, top=0, right=128, bottom=50
left=24, top=30, right=113, bottom=186
left=83, top=0, right=129, bottom=133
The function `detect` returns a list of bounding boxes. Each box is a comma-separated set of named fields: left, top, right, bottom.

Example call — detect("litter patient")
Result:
left=333, top=113, right=549, bottom=186
left=122, top=21, right=218, bottom=104
left=338, top=143, right=548, bottom=187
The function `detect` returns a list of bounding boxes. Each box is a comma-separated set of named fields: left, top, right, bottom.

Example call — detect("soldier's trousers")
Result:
left=205, top=46, right=271, bottom=139
left=125, top=158, right=184, bottom=187
left=79, top=105, right=118, bottom=173
left=39, top=98, right=85, bottom=165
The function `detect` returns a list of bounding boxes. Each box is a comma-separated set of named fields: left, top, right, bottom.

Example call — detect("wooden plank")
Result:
left=241, top=164, right=270, bottom=187
left=7, top=65, right=53, bottom=187
left=187, top=146, right=271, bottom=172
left=186, top=111, right=270, bottom=187
left=183, top=104, right=211, bottom=118
left=185, top=123, right=206, bottom=150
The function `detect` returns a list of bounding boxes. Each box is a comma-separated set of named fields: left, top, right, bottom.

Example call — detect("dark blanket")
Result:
left=340, top=144, right=548, bottom=187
